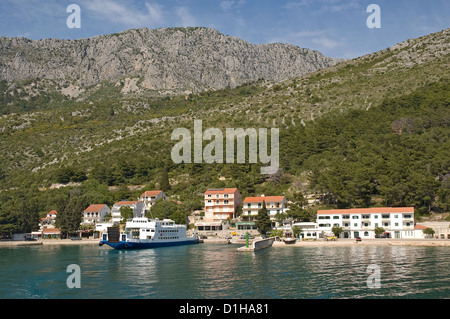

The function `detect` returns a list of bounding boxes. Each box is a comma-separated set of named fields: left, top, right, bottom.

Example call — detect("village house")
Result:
left=138, top=190, right=167, bottom=213
left=81, top=204, right=110, bottom=225
left=238, top=195, right=287, bottom=230
left=111, top=201, right=145, bottom=224
left=40, top=210, right=58, bottom=227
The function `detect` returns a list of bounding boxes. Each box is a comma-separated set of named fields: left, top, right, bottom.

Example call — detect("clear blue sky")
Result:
left=0, top=0, right=448, bottom=59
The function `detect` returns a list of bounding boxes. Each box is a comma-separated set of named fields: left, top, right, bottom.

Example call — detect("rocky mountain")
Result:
left=0, top=27, right=341, bottom=96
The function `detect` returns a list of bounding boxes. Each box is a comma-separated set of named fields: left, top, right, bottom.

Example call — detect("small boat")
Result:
left=283, top=237, right=297, bottom=245
left=100, top=217, right=199, bottom=249
left=282, top=229, right=297, bottom=245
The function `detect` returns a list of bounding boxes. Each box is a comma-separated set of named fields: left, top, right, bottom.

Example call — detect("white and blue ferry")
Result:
left=100, top=217, right=199, bottom=249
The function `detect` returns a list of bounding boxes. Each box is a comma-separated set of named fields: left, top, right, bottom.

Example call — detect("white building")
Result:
left=82, top=204, right=110, bottom=225
left=316, top=207, right=416, bottom=239
left=111, top=201, right=145, bottom=224
left=139, top=190, right=167, bottom=213
left=242, top=195, right=286, bottom=222
left=292, top=222, right=321, bottom=239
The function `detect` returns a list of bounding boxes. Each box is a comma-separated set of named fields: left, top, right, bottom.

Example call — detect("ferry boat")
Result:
left=99, top=217, right=200, bottom=249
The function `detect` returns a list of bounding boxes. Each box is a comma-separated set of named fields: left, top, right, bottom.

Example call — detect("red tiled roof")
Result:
left=114, top=201, right=141, bottom=205
left=243, top=196, right=285, bottom=203
left=414, top=224, right=428, bottom=230
left=42, top=228, right=61, bottom=234
left=47, top=210, right=58, bottom=215
left=205, top=188, right=238, bottom=194
left=140, top=190, right=163, bottom=197
left=84, top=204, right=107, bottom=212
left=317, top=207, right=414, bottom=215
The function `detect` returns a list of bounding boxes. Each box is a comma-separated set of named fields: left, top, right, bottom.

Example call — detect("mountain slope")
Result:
left=0, top=28, right=449, bottom=220
left=0, top=27, right=340, bottom=97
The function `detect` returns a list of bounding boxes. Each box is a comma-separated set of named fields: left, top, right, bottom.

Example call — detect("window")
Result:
left=395, top=223, right=399, bottom=226
left=354, top=223, right=358, bottom=227
left=362, top=215, right=370, bottom=219
left=394, top=215, right=398, bottom=218
left=382, top=214, right=389, bottom=219
left=384, top=223, right=389, bottom=227
left=207, top=200, right=211, bottom=203
left=364, top=223, right=369, bottom=227
left=333, top=216, right=339, bottom=219
left=352, top=216, right=359, bottom=219
left=216, top=194, right=219, bottom=199
left=343, top=215, right=350, bottom=219
left=224, top=194, right=229, bottom=198
left=374, top=215, right=379, bottom=219
left=216, top=200, right=220, bottom=204
left=247, top=203, right=251, bottom=208
left=364, top=231, right=369, bottom=236
left=207, top=194, right=211, bottom=198
left=224, top=200, right=229, bottom=204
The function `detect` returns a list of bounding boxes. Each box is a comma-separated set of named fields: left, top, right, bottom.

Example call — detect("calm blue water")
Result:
left=0, top=243, right=449, bottom=299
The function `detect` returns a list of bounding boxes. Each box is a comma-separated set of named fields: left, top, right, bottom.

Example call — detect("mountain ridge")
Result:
left=0, top=27, right=342, bottom=96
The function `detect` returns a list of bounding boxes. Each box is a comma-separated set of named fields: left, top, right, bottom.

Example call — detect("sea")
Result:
left=0, top=243, right=449, bottom=300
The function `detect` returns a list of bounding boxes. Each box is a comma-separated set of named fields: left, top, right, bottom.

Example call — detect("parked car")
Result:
left=25, top=237, right=37, bottom=241
left=70, top=236, right=82, bottom=240
left=356, top=237, right=362, bottom=242
left=325, top=236, right=338, bottom=241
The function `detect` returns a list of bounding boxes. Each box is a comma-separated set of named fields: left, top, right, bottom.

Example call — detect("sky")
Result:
left=0, top=0, right=448, bottom=59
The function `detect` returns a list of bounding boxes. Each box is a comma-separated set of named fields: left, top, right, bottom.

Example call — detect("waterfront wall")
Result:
left=253, top=237, right=275, bottom=250
left=237, top=237, right=274, bottom=252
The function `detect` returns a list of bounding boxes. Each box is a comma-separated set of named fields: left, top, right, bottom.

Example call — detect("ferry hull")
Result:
left=100, top=238, right=200, bottom=250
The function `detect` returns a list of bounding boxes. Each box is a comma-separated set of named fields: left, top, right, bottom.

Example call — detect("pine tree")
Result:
left=160, top=168, right=170, bottom=192
left=255, top=201, right=272, bottom=236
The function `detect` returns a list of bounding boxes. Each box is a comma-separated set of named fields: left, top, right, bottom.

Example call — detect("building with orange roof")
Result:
left=196, top=188, right=242, bottom=231
left=138, top=190, right=167, bottom=212
left=203, top=188, right=242, bottom=221
left=240, top=195, right=287, bottom=229
left=316, top=207, right=416, bottom=239
left=39, top=210, right=58, bottom=228
left=82, top=204, right=110, bottom=225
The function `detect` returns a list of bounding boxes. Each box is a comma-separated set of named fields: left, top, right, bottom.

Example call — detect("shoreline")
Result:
left=1, top=238, right=449, bottom=247
left=205, top=238, right=450, bottom=247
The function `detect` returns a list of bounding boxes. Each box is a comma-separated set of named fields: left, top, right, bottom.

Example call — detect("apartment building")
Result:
left=316, top=207, right=416, bottom=239
left=203, top=188, right=242, bottom=221
left=242, top=195, right=286, bottom=222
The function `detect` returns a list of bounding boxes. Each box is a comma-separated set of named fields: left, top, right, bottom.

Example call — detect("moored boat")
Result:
left=99, top=217, right=199, bottom=249
left=283, top=237, right=297, bottom=245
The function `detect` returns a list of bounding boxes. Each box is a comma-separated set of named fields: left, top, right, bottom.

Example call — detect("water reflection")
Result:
left=0, top=244, right=449, bottom=298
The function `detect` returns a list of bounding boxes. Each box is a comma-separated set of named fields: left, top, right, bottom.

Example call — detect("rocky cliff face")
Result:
left=0, top=27, right=341, bottom=94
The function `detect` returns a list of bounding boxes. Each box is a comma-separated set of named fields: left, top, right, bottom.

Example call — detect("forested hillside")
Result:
left=0, top=29, right=449, bottom=235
